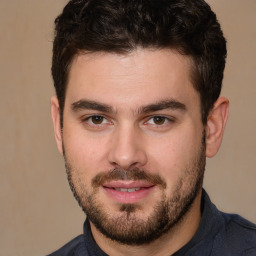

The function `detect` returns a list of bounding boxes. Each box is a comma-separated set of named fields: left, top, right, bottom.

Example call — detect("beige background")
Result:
left=0, top=1, right=255, bottom=255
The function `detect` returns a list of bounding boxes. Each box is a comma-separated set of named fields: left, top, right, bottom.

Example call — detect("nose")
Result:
left=107, top=124, right=147, bottom=170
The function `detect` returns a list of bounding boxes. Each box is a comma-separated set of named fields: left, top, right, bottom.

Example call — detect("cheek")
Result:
left=147, top=128, right=203, bottom=180
left=148, top=139, right=185, bottom=177
left=63, top=127, right=110, bottom=172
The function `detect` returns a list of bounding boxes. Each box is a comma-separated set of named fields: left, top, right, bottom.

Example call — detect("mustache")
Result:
left=92, top=167, right=167, bottom=189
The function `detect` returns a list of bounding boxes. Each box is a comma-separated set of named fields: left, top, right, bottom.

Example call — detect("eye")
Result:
left=146, top=116, right=171, bottom=126
left=85, top=115, right=109, bottom=125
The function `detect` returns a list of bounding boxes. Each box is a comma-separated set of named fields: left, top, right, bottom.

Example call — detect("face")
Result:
left=55, top=49, right=207, bottom=245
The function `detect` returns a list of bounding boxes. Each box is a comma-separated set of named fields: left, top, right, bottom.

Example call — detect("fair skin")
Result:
left=51, top=49, right=229, bottom=256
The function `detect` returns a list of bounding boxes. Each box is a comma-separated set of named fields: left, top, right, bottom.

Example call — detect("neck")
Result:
left=90, top=191, right=202, bottom=256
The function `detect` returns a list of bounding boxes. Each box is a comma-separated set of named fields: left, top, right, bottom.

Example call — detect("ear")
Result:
left=205, top=97, right=229, bottom=158
left=51, top=96, right=63, bottom=155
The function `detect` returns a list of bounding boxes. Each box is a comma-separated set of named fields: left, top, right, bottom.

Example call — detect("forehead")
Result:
left=66, top=49, right=199, bottom=110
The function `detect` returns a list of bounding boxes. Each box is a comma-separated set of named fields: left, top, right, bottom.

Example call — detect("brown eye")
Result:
left=153, top=116, right=167, bottom=125
left=90, top=116, right=105, bottom=124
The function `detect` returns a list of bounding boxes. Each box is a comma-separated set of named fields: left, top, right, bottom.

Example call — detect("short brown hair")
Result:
left=52, top=0, right=227, bottom=125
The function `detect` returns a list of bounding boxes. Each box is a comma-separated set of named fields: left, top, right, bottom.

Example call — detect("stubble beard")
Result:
left=63, top=136, right=206, bottom=245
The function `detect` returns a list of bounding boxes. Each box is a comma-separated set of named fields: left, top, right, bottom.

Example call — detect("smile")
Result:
left=102, top=181, right=155, bottom=204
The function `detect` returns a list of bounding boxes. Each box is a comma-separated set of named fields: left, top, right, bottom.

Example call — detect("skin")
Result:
left=51, top=48, right=229, bottom=256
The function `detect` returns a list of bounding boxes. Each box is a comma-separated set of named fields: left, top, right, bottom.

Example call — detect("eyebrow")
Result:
left=71, top=98, right=186, bottom=114
left=71, top=100, right=114, bottom=113
left=138, top=99, right=186, bottom=114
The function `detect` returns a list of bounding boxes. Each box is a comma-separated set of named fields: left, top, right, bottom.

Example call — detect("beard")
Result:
left=63, top=135, right=206, bottom=245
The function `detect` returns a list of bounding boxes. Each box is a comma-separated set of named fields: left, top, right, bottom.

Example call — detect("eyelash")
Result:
left=82, top=115, right=112, bottom=126
left=145, top=116, right=174, bottom=126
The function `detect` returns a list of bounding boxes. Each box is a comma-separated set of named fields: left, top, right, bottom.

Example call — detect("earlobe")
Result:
left=51, top=96, right=63, bottom=155
left=205, top=97, right=229, bottom=158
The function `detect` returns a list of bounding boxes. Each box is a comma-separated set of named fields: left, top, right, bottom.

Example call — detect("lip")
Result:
left=102, top=180, right=155, bottom=204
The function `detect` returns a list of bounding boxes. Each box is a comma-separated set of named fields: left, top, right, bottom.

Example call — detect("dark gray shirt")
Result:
left=47, top=190, right=256, bottom=256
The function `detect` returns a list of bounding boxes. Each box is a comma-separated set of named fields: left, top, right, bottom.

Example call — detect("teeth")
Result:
left=114, top=188, right=141, bottom=192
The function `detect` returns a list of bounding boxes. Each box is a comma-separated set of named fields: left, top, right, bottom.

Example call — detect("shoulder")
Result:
left=46, top=235, right=85, bottom=256
left=213, top=212, right=256, bottom=255
left=223, top=213, right=256, bottom=241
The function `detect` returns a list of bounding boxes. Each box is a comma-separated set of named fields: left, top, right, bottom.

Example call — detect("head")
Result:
left=51, top=0, right=229, bottom=248
left=52, top=0, right=227, bottom=126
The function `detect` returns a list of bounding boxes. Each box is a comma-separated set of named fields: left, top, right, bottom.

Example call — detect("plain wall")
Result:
left=0, top=1, right=255, bottom=255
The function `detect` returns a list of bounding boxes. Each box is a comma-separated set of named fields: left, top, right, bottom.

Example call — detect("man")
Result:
left=48, top=0, right=256, bottom=255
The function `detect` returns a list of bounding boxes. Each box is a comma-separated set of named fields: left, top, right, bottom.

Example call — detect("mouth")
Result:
left=102, top=181, right=155, bottom=204
left=113, top=187, right=141, bottom=192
